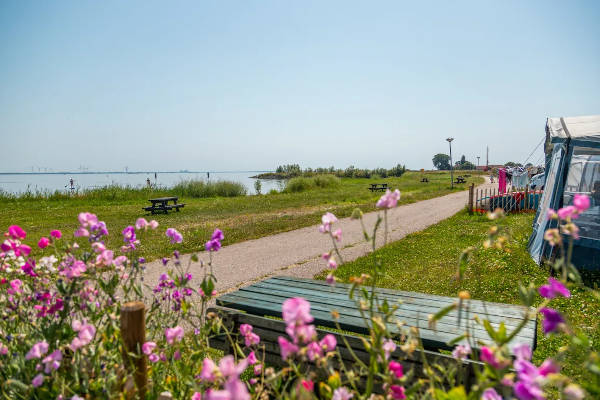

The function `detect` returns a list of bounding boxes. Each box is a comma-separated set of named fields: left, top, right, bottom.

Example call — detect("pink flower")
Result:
left=247, top=351, right=257, bottom=365
left=546, top=209, right=558, bottom=220
left=38, top=237, right=50, bottom=249
left=557, top=205, right=578, bottom=220
left=78, top=212, right=98, bottom=227
left=191, top=393, right=202, bottom=400
left=174, top=350, right=181, bottom=360
left=135, top=218, right=149, bottom=230
left=42, top=349, right=62, bottom=373
left=19, top=244, right=31, bottom=256
left=8, top=279, right=23, bottom=295
left=200, top=358, right=217, bottom=381
left=326, top=273, right=336, bottom=285
left=376, top=189, right=401, bottom=209
left=320, top=334, right=336, bottom=352
left=50, top=230, right=62, bottom=239
left=74, top=227, right=89, bottom=237
left=383, top=339, right=397, bottom=360
left=0, top=343, right=8, bottom=355
left=282, top=297, right=314, bottom=326
left=300, top=380, right=314, bottom=392
left=332, top=387, right=354, bottom=400
left=149, top=220, right=159, bottom=229
left=278, top=336, right=299, bottom=359
left=218, top=355, right=248, bottom=378
left=96, top=249, right=114, bottom=266
left=480, top=346, right=508, bottom=369
left=333, top=228, right=342, bottom=242
left=388, top=361, right=404, bottom=378
left=8, top=225, right=26, bottom=240
left=482, top=388, right=502, bottom=400
left=538, top=277, right=570, bottom=299
left=564, top=384, right=585, bottom=400
left=306, top=341, right=322, bottom=361
left=452, top=343, right=471, bottom=360
left=327, top=258, right=337, bottom=269
left=165, top=228, right=183, bottom=244
left=31, top=373, right=44, bottom=388
left=148, top=354, right=159, bottom=363
left=26, top=341, right=49, bottom=360
left=165, top=326, right=184, bottom=344
left=142, top=341, right=157, bottom=355
left=319, top=212, right=338, bottom=233
left=512, top=343, right=532, bottom=361
left=573, top=194, right=590, bottom=213
left=389, top=385, right=406, bottom=399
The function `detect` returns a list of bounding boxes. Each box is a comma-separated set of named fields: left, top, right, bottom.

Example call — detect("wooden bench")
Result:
left=143, top=197, right=185, bottom=215
left=368, top=183, right=388, bottom=192
left=209, top=276, right=537, bottom=383
left=421, top=177, right=429, bottom=183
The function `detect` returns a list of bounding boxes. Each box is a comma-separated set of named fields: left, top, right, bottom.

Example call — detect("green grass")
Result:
left=0, top=171, right=482, bottom=262
left=315, top=210, right=600, bottom=385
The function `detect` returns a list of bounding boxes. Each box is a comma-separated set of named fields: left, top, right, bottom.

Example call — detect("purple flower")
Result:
left=165, top=228, right=183, bottom=244
left=480, top=346, right=508, bottom=369
left=8, top=225, right=26, bottom=240
left=319, top=212, right=338, bottom=233
left=31, top=373, right=44, bottom=387
left=388, top=361, right=403, bottom=378
left=277, top=336, right=299, bottom=359
left=50, top=229, right=62, bottom=239
left=514, top=380, right=545, bottom=400
left=122, top=226, right=136, bottom=243
left=135, top=218, right=148, bottom=230
left=205, top=239, right=222, bottom=252
left=383, top=339, right=397, bottom=360
left=26, top=341, right=49, bottom=360
left=211, top=228, right=224, bottom=241
left=161, top=257, right=168, bottom=266
left=538, top=278, right=570, bottom=299
left=38, top=237, right=50, bottom=249
left=282, top=298, right=314, bottom=327
left=539, top=307, right=565, bottom=334
left=142, top=341, right=157, bottom=355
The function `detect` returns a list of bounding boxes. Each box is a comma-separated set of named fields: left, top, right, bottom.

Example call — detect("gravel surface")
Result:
left=144, top=179, right=495, bottom=295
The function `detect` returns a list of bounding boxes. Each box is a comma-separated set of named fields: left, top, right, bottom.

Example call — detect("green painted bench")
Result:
left=209, top=276, right=537, bottom=385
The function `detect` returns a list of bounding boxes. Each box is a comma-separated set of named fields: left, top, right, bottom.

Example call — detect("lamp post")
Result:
left=446, top=138, right=454, bottom=188
left=477, top=156, right=480, bottom=168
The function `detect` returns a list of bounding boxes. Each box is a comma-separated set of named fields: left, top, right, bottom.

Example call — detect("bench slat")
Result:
left=269, top=276, right=531, bottom=319
left=217, top=291, right=535, bottom=350
left=241, top=282, right=535, bottom=332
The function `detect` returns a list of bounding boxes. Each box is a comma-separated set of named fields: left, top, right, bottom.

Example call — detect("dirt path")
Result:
left=144, top=179, right=495, bottom=294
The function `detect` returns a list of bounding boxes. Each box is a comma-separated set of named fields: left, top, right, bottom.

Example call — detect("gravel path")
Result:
left=144, top=179, right=495, bottom=295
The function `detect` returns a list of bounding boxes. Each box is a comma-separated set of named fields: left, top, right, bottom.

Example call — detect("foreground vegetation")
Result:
left=317, top=210, right=600, bottom=388
left=0, top=171, right=483, bottom=262
left=1, top=192, right=596, bottom=399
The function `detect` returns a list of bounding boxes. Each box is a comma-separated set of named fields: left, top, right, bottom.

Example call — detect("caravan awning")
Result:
left=546, top=115, right=600, bottom=144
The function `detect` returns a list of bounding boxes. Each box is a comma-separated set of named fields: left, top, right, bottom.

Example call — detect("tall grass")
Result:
left=171, top=180, right=246, bottom=198
left=0, top=180, right=246, bottom=202
left=284, top=174, right=341, bottom=193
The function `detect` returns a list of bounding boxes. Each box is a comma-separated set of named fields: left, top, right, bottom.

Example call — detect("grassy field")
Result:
left=0, top=171, right=483, bottom=261
left=316, top=210, right=600, bottom=385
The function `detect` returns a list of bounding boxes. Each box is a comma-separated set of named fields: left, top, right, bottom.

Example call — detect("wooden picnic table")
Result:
left=143, top=197, right=185, bottom=215
left=455, top=176, right=466, bottom=184
left=368, top=183, right=388, bottom=192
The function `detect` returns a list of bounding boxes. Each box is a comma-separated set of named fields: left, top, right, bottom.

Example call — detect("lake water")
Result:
left=0, top=171, right=286, bottom=196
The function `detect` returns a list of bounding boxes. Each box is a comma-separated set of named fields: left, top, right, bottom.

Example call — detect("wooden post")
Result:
left=468, top=183, right=474, bottom=214
left=524, top=184, right=529, bottom=210
left=121, top=301, right=147, bottom=399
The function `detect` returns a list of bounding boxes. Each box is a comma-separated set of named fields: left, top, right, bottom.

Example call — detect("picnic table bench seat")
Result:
left=143, top=197, right=186, bottom=215
left=368, top=183, right=389, bottom=192
left=209, top=276, right=537, bottom=385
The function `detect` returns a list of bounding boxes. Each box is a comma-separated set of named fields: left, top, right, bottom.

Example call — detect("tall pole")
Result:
left=477, top=156, right=480, bottom=168
left=447, top=138, right=454, bottom=188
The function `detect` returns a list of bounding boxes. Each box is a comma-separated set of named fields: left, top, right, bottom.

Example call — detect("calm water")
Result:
left=0, top=171, right=285, bottom=196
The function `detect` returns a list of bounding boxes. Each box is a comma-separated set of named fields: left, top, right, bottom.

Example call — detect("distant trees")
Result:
left=275, top=164, right=301, bottom=177
left=267, top=164, right=407, bottom=179
left=432, top=154, right=451, bottom=170
left=505, top=161, right=523, bottom=168
left=455, top=155, right=476, bottom=170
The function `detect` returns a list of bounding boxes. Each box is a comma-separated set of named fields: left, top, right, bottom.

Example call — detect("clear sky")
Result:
left=1, top=1, right=599, bottom=172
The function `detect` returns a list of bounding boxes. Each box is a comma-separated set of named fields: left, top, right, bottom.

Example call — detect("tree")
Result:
left=459, top=161, right=476, bottom=170
left=432, top=154, right=451, bottom=170
left=460, top=155, right=466, bottom=165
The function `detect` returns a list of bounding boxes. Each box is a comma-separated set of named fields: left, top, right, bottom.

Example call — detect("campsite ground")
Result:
left=316, top=210, right=600, bottom=385
left=0, top=171, right=483, bottom=262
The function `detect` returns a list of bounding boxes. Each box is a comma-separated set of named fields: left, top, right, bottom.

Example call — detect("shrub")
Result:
left=284, top=177, right=314, bottom=192
left=171, top=179, right=247, bottom=198
left=312, top=174, right=340, bottom=188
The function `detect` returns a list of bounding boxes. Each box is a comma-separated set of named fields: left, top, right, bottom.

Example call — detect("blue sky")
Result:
left=1, top=1, right=599, bottom=172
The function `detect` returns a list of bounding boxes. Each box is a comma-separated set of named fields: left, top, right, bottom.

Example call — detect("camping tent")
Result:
left=528, top=115, right=600, bottom=271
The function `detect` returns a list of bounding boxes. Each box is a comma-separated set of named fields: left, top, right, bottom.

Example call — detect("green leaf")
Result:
left=483, top=319, right=497, bottom=342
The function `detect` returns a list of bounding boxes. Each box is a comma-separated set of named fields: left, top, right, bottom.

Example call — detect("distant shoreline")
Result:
left=0, top=170, right=273, bottom=176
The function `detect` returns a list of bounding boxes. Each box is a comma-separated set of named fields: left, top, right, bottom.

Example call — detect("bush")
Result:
left=312, top=174, right=340, bottom=188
